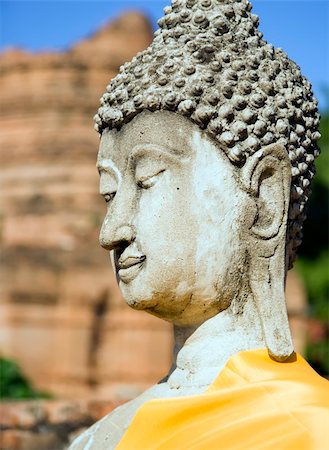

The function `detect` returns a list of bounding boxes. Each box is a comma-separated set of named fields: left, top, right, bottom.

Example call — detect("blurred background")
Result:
left=0, top=1, right=328, bottom=449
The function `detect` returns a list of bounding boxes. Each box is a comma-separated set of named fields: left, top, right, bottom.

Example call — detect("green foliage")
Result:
left=306, top=339, right=329, bottom=378
left=0, top=358, right=52, bottom=401
left=296, top=251, right=329, bottom=320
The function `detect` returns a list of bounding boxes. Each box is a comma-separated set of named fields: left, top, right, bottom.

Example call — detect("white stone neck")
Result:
left=167, top=297, right=266, bottom=391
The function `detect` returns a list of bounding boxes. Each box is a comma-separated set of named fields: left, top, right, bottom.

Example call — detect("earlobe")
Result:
left=241, top=143, right=294, bottom=361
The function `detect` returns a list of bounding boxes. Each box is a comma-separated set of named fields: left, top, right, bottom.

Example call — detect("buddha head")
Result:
left=95, top=0, right=320, bottom=361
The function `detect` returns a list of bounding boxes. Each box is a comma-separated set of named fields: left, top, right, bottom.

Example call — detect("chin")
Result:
left=120, top=285, right=177, bottom=319
left=120, top=284, right=159, bottom=312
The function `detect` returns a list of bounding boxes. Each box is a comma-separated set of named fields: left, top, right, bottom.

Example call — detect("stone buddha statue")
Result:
left=71, top=1, right=328, bottom=449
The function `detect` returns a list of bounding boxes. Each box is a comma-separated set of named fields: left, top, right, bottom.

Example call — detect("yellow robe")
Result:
left=117, top=349, right=329, bottom=449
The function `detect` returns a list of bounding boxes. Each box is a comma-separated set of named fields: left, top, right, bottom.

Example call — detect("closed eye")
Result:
left=137, top=169, right=166, bottom=189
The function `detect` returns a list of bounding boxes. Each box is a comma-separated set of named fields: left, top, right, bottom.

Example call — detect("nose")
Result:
left=99, top=177, right=137, bottom=251
left=100, top=219, right=135, bottom=251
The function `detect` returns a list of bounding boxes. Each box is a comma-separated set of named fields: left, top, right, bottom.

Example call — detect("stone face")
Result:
left=0, top=12, right=172, bottom=399
left=96, top=0, right=320, bottom=270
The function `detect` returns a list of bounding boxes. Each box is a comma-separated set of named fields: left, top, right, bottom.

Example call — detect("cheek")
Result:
left=135, top=173, right=197, bottom=264
left=192, top=180, right=244, bottom=289
left=136, top=184, right=174, bottom=250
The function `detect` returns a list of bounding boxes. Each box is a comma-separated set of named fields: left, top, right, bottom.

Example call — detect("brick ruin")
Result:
left=0, top=12, right=172, bottom=401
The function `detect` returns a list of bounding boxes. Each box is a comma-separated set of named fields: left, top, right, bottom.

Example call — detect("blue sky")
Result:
left=1, top=0, right=328, bottom=110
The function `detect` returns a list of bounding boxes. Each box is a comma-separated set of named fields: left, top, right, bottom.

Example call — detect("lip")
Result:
left=117, top=255, right=146, bottom=283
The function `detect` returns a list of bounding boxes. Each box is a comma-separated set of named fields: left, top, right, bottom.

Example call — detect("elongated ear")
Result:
left=241, top=143, right=294, bottom=361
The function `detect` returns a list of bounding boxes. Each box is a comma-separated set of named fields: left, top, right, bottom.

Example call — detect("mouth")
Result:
left=117, top=255, right=146, bottom=283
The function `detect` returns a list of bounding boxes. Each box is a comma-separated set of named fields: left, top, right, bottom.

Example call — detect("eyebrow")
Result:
left=128, top=144, right=182, bottom=164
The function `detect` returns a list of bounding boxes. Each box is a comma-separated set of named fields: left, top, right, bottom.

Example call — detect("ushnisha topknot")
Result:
left=94, top=0, right=321, bottom=268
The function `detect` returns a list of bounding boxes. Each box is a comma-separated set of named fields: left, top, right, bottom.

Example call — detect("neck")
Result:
left=167, top=296, right=265, bottom=391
